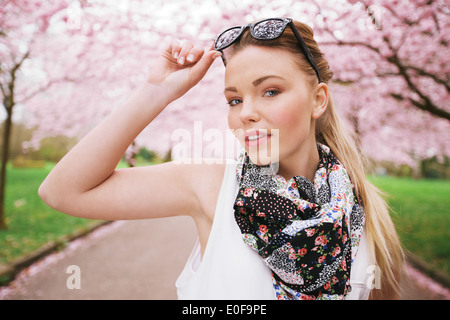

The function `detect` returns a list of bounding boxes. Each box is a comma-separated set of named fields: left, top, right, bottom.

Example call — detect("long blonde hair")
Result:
left=227, top=19, right=405, bottom=299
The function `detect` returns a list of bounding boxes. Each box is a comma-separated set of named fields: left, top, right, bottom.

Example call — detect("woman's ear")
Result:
left=312, top=82, right=329, bottom=119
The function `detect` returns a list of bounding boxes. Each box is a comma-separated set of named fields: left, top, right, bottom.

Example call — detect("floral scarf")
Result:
left=234, top=143, right=365, bottom=300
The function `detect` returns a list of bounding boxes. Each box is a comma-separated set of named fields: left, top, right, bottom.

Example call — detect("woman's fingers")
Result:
left=170, top=39, right=182, bottom=60
left=186, top=45, right=205, bottom=64
left=171, top=40, right=207, bottom=66
left=151, top=39, right=221, bottom=102
left=189, top=47, right=222, bottom=85
left=176, top=41, right=193, bottom=65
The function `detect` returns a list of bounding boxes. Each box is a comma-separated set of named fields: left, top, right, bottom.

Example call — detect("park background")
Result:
left=0, top=0, right=449, bottom=298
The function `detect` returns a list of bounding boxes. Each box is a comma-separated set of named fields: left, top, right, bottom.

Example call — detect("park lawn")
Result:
left=1, top=163, right=449, bottom=278
left=0, top=163, right=103, bottom=265
left=0, top=160, right=152, bottom=266
left=369, top=175, right=450, bottom=276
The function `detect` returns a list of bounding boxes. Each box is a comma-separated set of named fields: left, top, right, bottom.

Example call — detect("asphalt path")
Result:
left=1, top=217, right=449, bottom=300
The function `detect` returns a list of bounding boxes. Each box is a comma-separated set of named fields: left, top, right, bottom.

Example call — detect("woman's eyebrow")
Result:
left=224, top=75, right=285, bottom=94
left=224, top=86, right=238, bottom=93
left=252, top=75, right=285, bottom=87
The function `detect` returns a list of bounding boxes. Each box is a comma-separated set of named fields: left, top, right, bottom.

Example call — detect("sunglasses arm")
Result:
left=288, top=22, right=322, bottom=83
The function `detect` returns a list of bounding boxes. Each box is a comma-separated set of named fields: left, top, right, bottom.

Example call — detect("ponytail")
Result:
left=318, top=96, right=405, bottom=299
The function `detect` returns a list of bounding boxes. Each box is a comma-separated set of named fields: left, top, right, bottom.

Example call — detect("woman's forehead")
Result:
left=224, top=46, right=300, bottom=83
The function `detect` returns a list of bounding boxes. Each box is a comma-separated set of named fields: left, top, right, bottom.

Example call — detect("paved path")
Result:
left=1, top=217, right=449, bottom=300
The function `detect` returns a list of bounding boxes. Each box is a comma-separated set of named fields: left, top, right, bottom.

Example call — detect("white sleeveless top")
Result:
left=176, top=160, right=372, bottom=300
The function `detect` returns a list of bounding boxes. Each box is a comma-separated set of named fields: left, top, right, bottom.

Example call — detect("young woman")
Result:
left=39, top=18, right=404, bottom=300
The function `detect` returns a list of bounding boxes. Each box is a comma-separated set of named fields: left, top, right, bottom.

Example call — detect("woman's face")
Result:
left=225, top=45, right=327, bottom=177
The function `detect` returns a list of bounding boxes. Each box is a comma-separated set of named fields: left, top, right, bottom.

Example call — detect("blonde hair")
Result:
left=227, top=19, right=405, bottom=299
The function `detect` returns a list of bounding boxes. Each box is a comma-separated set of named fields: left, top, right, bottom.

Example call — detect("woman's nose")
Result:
left=239, top=101, right=260, bottom=123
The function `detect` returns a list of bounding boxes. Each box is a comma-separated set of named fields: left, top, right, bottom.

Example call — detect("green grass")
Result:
left=1, top=163, right=449, bottom=278
left=370, top=175, right=450, bottom=275
left=0, top=163, right=102, bottom=264
left=0, top=160, right=155, bottom=265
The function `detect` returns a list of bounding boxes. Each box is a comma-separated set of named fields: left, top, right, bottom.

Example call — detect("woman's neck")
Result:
left=276, top=142, right=320, bottom=182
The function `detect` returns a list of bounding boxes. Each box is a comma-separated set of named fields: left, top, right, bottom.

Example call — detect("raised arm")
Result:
left=38, top=41, right=222, bottom=221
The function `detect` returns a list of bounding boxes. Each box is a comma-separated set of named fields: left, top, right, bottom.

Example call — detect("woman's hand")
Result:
left=147, top=40, right=222, bottom=103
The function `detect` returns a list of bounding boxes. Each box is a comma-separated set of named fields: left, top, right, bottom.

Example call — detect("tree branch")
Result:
left=320, top=40, right=381, bottom=54
left=383, top=33, right=449, bottom=121
left=321, top=34, right=449, bottom=121
left=17, top=76, right=77, bottom=104
left=404, top=65, right=450, bottom=93
left=2, top=51, right=30, bottom=111
left=390, top=92, right=450, bottom=120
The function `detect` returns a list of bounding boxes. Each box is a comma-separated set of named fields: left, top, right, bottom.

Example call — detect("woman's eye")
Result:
left=227, top=99, right=242, bottom=106
left=263, top=89, right=280, bottom=97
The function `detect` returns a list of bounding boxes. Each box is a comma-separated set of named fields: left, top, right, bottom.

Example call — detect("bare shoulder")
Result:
left=181, top=159, right=228, bottom=220
left=189, top=159, right=227, bottom=179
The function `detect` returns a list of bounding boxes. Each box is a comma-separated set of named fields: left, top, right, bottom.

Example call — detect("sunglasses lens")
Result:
left=253, top=19, right=286, bottom=39
left=215, top=27, right=242, bottom=50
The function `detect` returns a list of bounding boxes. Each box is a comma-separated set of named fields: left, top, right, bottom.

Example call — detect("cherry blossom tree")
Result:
left=1, top=0, right=232, bottom=228
left=17, top=0, right=450, bottom=166
left=1, top=0, right=449, bottom=228
left=0, top=0, right=77, bottom=229
left=309, top=0, right=449, bottom=166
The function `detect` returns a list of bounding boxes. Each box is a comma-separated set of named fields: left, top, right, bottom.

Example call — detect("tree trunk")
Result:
left=0, top=106, right=13, bottom=230
left=0, top=51, right=28, bottom=229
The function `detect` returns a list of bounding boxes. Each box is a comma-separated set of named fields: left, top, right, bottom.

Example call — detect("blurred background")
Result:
left=0, top=0, right=449, bottom=298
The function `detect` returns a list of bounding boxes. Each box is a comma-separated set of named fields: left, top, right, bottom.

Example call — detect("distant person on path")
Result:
left=39, top=18, right=404, bottom=300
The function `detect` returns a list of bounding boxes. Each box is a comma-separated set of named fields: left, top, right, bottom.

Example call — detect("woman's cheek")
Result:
left=272, top=106, right=312, bottom=151
left=269, top=109, right=299, bottom=133
left=227, top=110, right=239, bottom=130
left=227, top=112, right=245, bottom=144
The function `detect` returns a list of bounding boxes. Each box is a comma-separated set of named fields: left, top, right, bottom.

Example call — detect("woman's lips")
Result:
left=244, top=130, right=272, bottom=147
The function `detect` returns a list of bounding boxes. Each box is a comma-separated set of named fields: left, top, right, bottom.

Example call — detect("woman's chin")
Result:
left=247, top=152, right=278, bottom=167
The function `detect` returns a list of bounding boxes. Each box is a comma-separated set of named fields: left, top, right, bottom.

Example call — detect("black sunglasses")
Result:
left=214, top=17, right=322, bottom=83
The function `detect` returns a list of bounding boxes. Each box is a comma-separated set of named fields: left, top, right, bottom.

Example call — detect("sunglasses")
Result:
left=214, top=17, right=322, bottom=83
